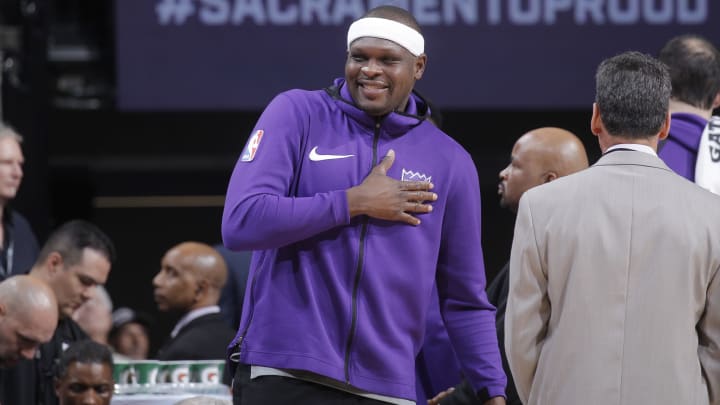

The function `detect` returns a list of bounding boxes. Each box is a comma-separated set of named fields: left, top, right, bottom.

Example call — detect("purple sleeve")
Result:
left=221, top=93, right=350, bottom=251
left=435, top=151, right=507, bottom=399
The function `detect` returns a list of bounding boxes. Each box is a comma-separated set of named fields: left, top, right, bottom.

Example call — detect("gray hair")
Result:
left=0, top=122, right=23, bottom=143
left=93, top=285, right=113, bottom=312
left=595, top=51, right=671, bottom=139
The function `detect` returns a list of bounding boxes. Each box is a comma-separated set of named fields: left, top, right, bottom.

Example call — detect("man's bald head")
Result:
left=499, top=127, right=589, bottom=213
left=520, top=127, right=589, bottom=177
left=659, top=34, right=720, bottom=111
left=173, top=242, right=228, bottom=289
left=0, top=275, right=59, bottom=366
left=152, top=242, right=228, bottom=313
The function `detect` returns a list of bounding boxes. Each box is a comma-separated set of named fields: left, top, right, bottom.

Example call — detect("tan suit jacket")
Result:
left=505, top=149, right=720, bottom=405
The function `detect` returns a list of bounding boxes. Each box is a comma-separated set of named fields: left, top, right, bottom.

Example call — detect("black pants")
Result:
left=232, top=365, right=389, bottom=405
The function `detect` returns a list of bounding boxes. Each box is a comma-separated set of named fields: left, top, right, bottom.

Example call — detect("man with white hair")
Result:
left=72, top=286, right=113, bottom=345
left=222, top=5, right=506, bottom=405
left=0, top=122, right=39, bottom=281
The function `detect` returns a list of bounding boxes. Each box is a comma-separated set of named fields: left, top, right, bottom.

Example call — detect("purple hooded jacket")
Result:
left=222, top=79, right=506, bottom=401
left=658, top=112, right=708, bottom=181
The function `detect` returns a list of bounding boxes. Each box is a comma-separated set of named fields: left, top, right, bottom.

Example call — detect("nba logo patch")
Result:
left=240, top=130, right=264, bottom=162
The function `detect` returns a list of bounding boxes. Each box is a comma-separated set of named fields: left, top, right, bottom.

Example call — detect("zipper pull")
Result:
left=229, top=336, right=244, bottom=362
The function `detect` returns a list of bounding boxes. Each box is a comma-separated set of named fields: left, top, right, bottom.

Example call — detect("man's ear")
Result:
left=414, top=54, right=427, bottom=80
left=658, top=111, right=671, bottom=140
left=591, top=103, right=603, bottom=137
left=544, top=172, right=558, bottom=183
left=195, top=279, right=209, bottom=297
left=712, top=91, right=720, bottom=110
left=54, top=378, right=62, bottom=399
left=47, top=252, right=64, bottom=275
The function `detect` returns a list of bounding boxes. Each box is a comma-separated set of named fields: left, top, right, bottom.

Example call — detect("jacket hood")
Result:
left=325, top=78, right=430, bottom=137
left=668, top=112, right=708, bottom=150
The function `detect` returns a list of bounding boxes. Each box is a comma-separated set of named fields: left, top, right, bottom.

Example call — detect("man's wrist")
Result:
left=346, top=186, right=364, bottom=217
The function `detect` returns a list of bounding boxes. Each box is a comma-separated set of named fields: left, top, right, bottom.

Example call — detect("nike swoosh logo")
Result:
left=308, top=146, right=354, bottom=161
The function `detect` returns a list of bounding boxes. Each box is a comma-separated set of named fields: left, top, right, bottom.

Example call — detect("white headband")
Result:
left=347, top=17, right=424, bottom=56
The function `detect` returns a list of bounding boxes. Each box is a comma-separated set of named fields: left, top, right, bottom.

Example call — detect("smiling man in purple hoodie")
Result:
left=221, top=5, right=506, bottom=405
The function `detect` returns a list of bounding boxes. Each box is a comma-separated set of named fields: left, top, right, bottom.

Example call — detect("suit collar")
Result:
left=171, top=305, right=221, bottom=338
left=606, top=143, right=657, bottom=156
left=594, top=149, right=672, bottom=173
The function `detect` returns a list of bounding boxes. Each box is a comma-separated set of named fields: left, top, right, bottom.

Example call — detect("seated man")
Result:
left=153, top=242, right=235, bottom=361
left=109, top=307, right=151, bottom=360
left=72, top=286, right=113, bottom=345
left=54, top=340, right=113, bottom=405
left=0, top=275, right=58, bottom=367
left=0, top=220, right=115, bottom=405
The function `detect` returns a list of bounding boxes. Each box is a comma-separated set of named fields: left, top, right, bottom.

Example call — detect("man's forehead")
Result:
left=17, top=322, right=53, bottom=344
left=73, top=247, right=110, bottom=264
left=162, top=249, right=195, bottom=271
left=512, top=141, right=542, bottom=165
left=0, top=137, right=21, bottom=149
left=74, top=270, right=104, bottom=284
left=66, top=361, right=113, bottom=377
left=349, top=37, right=410, bottom=54
left=69, top=250, right=111, bottom=282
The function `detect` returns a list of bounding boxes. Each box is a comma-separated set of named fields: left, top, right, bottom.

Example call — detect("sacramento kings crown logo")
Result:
left=401, top=169, right=432, bottom=183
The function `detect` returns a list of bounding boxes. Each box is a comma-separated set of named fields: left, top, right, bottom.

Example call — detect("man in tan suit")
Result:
left=505, top=51, right=720, bottom=405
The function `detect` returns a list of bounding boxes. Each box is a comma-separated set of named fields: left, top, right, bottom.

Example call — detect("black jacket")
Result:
left=155, top=312, right=235, bottom=361
left=0, top=318, right=88, bottom=405
left=440, top=262, right=521, bottom=405
left=0, top=209, right=39, bottom=281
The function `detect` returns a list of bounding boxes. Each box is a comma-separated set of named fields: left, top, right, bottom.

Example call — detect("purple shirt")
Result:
left=658, top=113, right=708, bottom=181
left=222, top=79, right=506, bottom=400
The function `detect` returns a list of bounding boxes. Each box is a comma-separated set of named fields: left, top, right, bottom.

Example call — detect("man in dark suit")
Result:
left=153, top=242, right=235, bottom=361
left=215, top=245, right=251, bottom=331
left=428, top=128, right=588, bottom=405
left=0, top=123, right=40, bottom=281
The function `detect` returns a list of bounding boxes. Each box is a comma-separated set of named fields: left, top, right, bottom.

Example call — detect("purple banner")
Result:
left=116, top=0, right=718, bottom=110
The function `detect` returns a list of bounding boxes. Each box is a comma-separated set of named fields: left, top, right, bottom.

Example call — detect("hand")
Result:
left=427, top=387, right=454, bottom=405
left=347, top=149, right=437, bottom=225
left=483, top=397, right=506, bottom=405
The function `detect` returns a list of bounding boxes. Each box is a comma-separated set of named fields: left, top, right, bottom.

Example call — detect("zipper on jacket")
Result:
left=234, top=268, right=261, bottom=358
left=344, top=121, right=381, bottom=384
